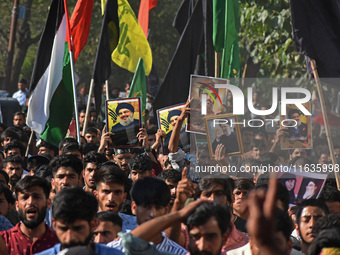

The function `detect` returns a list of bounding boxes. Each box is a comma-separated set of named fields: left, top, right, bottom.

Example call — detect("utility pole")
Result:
left=4, top=0, right=19, bottom=91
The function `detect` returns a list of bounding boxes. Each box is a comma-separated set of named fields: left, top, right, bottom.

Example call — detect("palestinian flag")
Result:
left=27, top=0, right=92, bottom=147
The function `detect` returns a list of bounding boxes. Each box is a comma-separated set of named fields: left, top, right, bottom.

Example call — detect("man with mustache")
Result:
left=3, top=155, right=25, bottom=192
left=93, top=164, right=136, bottom=232
left=1, top=176, right=58, bottom=254
left=36, top=187, right=123, bottom=255
left=113, top=148, right=134, bottom=176
left=295, top=199, right=329, bottom=254
left=50, top=154, right=83, bottom=194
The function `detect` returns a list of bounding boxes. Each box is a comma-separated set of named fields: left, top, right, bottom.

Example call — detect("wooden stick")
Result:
left=215, top=52, right=220, bottom=78
left=310, top=59, right=340, bottom=191
left=25, top=130, right=34, bottom=157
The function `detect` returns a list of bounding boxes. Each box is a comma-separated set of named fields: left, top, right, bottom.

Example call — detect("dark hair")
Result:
left=128, top=154, right=153, bottom=172
left=276, top=209, right=294, bottom=240
left=83, top=152, right=107, bottom=169
left=15, top=176, right=51, bottom=199
left=3, top=154, right=23, bottom=168
left=0, top=170, right=9, bottom=185
left=296, top=199, right=329, bottom=225
left=308, top=227, right=340, bottom=255
left=199, top=176, right=232, bottom=204
left=27, top=155, right=51, bottom=173
left=35, top=165, right=53, bottom=185
left=13, top=112, right=25, bottom=118
left=96, top=211, right=122, bottom=228
left=234, top=178, right=255, bottom=191
left=146, top=127, right=158, bottom=136
left=318, top=185, right=340, bottom=202
left=49, top=154, right=83, bottom=177
left=1, top=128, right=20, bottom=143
left=186, top=203, right=230, bottom=235
left=93, top=164, right=128, bottom=190
left=85, top=127, right=98, bottom=135
left=58, top=137, right=78, bottom=151
left=61, top=143, right=82, bottom=156
left=4, top=140, right=25, bottom=156
left=52, top=187, right=98, bottom=223
left=81, top=143, right=99, bottom=155
left=19, top=78, right=27, bottom=84
left=131, top=177, right=170, bottom=207
left=255, top=183, right=290, bottom=211
left=250, top=139, right=266, bottom=150
left=158, top=169, right=181, bottom=184
left=0, top=184, right=15, bottom=204
left=313, top=214, right=340, bottom=235
left=37, top=139, right=58, bottom=156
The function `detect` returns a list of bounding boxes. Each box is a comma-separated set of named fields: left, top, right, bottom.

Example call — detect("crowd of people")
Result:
left=0, top=81, right=338, bottom=255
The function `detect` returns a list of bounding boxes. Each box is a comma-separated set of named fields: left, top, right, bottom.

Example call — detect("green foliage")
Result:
left=239, top=0, right=306, bottom=78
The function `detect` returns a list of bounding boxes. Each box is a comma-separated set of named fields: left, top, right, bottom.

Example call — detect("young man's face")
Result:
left=165, top=180, right=178, bottom=205
left=130, top=169, right=152, bottom=183
left=251, top=147, right=263, bottom=159
left=4, top=162, right=23, bottom=186
left=85, top=132, right=98, bottom=144
left=16, top=186, right=49, bottom=229
left=52, top=167, right=80, bottom=193
left=131, top=202, right=169, bottom=225
left=189, top=216, right=225, bottom=255
left=0, top=192, right=11, bottom=217
left=94, top=182, right=127, bottom=213
left=233, top=188, right=249, bottom=214
left=114, top=153, right=132, bottom=175
left=296, top=206, right=326, bottom=245
left=5, top=148, right=21, bottom=157
left=79, top=112, right=86, bottom=125
left=93, top=220, right=121, bottom=244
left=13, top=115, right=25, bottom=128
left=200, top=184, right=228, bottom=206
left=53, top=218, right=96, bottom=249
left=38, top=146, right=55, bottom=157
left=82, top=163, right=97, bottom=190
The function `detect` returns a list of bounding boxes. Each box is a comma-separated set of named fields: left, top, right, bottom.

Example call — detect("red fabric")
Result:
left=313, top=114, right=340, bottom=126
left=138, top=0, right=158, bottom=37
left=1, top=223, right=59, bottom=255
left=69, top=0, right=94, bottom=62
left=221, top=222, right=249, bottom=254
left=151, top=150, right=163, bottom=177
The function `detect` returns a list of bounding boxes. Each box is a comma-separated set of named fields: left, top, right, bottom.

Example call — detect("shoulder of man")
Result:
left=94, top=243, right=124, bottom=255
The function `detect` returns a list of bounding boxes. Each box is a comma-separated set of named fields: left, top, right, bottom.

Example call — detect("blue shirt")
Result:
left=35, top=243, right=124, bottom=255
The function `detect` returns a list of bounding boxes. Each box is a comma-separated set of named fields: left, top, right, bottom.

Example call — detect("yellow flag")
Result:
left=111, top=0, right=152, bottom=75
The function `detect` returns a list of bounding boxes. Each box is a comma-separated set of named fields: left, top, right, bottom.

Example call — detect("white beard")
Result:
left=303, top=189, right=315, bottom=199
left=120, top=115, right=134, bottom=127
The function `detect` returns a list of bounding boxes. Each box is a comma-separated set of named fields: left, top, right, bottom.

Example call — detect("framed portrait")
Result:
left=106, top=98, right=142, bottom=147
left=278, top=169, right=327, bottom=205
left=157, top=103, right=190, bottom=154
left=204, top=113, right=243, bottom=159
left=187, top=75, right=230, bottom=134
left=280, top=102, right=312, bottom=149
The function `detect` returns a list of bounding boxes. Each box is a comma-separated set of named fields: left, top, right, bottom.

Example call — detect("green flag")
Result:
left=213, top=0, right=240, bottom=78
left=128, top=58, right=146, bottom=124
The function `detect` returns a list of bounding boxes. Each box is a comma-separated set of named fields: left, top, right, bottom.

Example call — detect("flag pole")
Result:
left=25, top=130, right=34, bottom=157
left=69, top=49, right=81, bottom=144
left=82, top=79, right=94, bottom=135
left=310, top=59, right=340, bottom=191
left=105, top=80, right=109, bottom=100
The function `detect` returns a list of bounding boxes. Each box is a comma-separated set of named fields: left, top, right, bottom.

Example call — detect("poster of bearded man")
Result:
left=106, top=98, right=142, bottom=147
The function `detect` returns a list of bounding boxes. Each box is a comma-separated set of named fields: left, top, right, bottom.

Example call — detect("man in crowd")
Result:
left=37, top=140, right=58, bottom=158
left=128, top=153, right=153, bottom=182
left=294, top=199, right=329, bottom=254
left=108, top=177, right=188, bottom=255
left=113, top=149, right=133, bottom=176
left=93, top=211, right=122, bottom=244
left=1, top=176, right=58, bottom=254
left=36, top=187, right=123, bottom=254
left=82, top=152, right=107, bottom=193
left=13, top=112, right=26, bottom=130
left=84, top=127, right=100, bottom=144
left=12, top=78, right=29, bottom=107
left=3, top=155, right=26, bottom=192
left=50, top=154, right=82, bottom=194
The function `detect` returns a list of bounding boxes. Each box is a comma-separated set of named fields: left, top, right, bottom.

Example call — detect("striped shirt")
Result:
left=108, top=232, right=188, bottom=255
